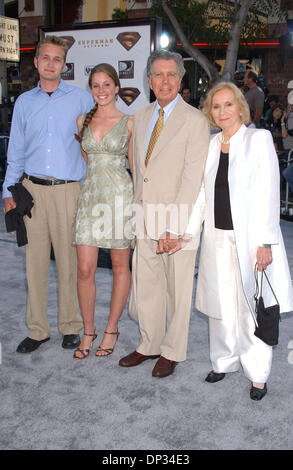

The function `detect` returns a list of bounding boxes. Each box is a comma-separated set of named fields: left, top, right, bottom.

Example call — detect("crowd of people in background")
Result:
left=181, top=73, right=293, bottom=196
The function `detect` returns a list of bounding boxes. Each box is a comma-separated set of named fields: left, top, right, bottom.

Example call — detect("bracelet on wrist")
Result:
left=262, top=244, right=271, bottom=248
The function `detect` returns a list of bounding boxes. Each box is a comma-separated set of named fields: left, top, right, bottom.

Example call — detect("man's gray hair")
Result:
left=147, top=50, right=185, bottom=78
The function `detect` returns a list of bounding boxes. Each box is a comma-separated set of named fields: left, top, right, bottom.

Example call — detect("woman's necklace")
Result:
left=221, top=134, right=230, bottom=145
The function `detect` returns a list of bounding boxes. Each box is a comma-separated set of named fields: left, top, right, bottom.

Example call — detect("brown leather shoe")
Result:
left=152, top=356, right=177, bottom=378
left=119, top=350, right=160, bottom=367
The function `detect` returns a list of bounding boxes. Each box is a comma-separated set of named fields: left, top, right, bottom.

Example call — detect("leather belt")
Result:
left=23, top=173, right=77, bottom=186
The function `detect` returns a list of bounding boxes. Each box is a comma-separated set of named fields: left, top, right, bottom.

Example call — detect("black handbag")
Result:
left=254, top=264, right=281, bottom=346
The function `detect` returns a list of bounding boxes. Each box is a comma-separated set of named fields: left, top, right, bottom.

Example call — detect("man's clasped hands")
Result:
left=156, top=231, right=191, bottom=255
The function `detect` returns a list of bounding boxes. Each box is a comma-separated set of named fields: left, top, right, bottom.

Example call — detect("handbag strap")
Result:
left=254, top=263, right=260, bottom=306
left=254, top=263, right=280, bottom=307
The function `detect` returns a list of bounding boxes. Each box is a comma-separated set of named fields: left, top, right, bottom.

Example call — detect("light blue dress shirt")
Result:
left=2, top=79, right=94, bottom=198
left=145, top=94, right=179, bottom=155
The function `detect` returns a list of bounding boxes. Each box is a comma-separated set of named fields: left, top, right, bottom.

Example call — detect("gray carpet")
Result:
left=0, top=198, right=293, bottom=450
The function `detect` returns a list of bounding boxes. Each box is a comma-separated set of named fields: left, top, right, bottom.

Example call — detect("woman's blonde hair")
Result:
left=203, top=81, right=250, bottom=129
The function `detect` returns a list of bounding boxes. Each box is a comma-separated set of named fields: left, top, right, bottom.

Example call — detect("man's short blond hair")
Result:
left=35, top=35, right=68, bottom=62
left=203, top=81, right=250, bottom=129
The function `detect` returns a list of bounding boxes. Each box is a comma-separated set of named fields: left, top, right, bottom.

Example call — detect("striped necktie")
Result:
left=145, top=108, right=164, bottom=167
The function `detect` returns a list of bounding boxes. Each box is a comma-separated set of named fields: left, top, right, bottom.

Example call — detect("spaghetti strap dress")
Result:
left=74, top=115, right=134, bottom=249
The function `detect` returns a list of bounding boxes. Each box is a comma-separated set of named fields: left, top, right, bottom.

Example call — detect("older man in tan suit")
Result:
left=119, top=50, right=209, bottom=377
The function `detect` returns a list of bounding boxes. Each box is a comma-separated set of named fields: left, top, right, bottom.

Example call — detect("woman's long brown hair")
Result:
left=75, top=63, right=121, bottom=143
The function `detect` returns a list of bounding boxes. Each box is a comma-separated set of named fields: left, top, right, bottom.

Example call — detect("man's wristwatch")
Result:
left=262, top=244, right=271, bottom=248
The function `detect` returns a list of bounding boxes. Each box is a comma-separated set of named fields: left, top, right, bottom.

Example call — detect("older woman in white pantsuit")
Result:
left=167, top=82, right=293, bottom=400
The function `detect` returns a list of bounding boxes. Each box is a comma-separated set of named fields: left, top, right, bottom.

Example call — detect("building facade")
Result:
left=82, top=0, right=126, bottom=22
left=8, top=0, right=127, bottom=92
left=4, top=0, right=293, bottom=102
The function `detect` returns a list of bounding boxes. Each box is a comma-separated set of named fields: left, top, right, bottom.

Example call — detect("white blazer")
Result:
left=186, top=124, right=293, bottom=319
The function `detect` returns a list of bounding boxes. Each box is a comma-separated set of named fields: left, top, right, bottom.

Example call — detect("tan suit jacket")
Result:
left=130, top=95, right=210, bottom=362
left=132, top=95, right=209, bottom=239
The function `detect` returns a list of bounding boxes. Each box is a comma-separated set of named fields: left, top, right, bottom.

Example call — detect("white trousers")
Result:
left=209, top=229, right=273, bottom=383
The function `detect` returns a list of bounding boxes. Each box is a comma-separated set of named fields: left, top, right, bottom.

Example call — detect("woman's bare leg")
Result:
left=75, top=245, right=99, bottom=357
left=96, top=247, right=131, bottom=356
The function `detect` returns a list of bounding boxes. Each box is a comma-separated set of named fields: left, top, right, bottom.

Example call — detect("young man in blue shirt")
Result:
left=3, top=36, right=94, bottom=353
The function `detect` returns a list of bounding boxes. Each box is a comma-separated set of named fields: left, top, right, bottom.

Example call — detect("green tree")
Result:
left=151, top=0, right=226, bottom=43
left=112, top=8, right=128, bottom=20
left=154, top=0, right=286, bottom=82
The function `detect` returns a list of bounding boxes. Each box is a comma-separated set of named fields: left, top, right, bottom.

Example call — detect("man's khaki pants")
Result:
left=135, top=237, right=197, bottom=362
left=22, top=178, right=83, bottom=341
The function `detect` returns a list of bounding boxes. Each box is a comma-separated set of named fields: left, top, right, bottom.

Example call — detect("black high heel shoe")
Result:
left=250, top=383, right=267, bottom=401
